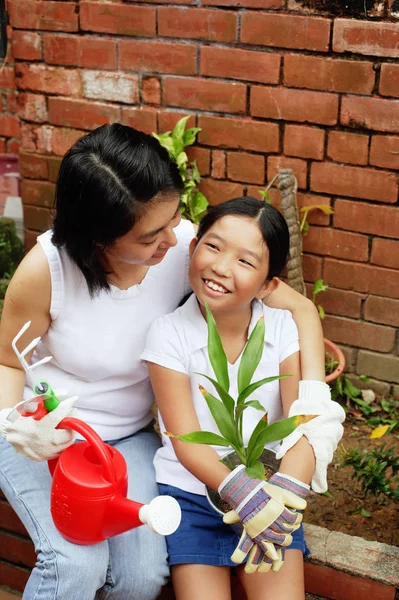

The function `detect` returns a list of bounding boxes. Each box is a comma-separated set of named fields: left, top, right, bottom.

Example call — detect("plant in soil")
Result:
left=167, top=303, right=315, bottom=481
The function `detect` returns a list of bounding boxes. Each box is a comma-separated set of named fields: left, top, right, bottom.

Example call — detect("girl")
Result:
left=0, top=124, right=327, bottom=600
left=142, top=197, right=338, bottom=600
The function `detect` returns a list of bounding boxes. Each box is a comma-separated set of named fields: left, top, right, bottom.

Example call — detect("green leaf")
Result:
left=190, top=192, right=208, bottom=219
left=237, top=317, right=265, bottom=394
left=245, top=461, right=265, bottom=480
left=172, top=116, right=191, bottom=145
left=301, top=220, right=309, bottom=236
left=317, top=304, right=325, bottom=320
left=176, top=151, right=188, bottom=169
left=237, top=374, right=290, bottom=404
left=235, top=400, right=266, bottom=419
left=259, top=190, right=271, bottom=203
left=246, top=414, right=269, bottom=458
left=199, top=385, right=236, bottom=444
left=312, top=279, right=328, bottom=299
left=359, top=375, right=370, bottom=383
left=344, top=379, right=361, bottom=400
left=190, top=161, right=201, bottom=184
left=183, top=127, right=201, bottom=147
left=195, top=373, right=235, bottom=413
left=205, top=303, right=229, bottom=392
left=167, top=430, right=230, bottom=446
left=153, top=133, right=175, bottom=156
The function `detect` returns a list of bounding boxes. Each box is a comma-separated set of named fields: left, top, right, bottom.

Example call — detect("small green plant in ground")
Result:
left=167, top=304, right=315, bottom=480
left=366, top=397, right=399, bottom=434
left=338, top=443, right=399, bottom=505
left=153, top=116, right=208, bottom=224
left=331, top=374, right=379, bottom=418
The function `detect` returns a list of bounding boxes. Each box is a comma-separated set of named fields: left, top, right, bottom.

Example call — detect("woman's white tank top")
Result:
left=25, top=220, right=194, bottom=440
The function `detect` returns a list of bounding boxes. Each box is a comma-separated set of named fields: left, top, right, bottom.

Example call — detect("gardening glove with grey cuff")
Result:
left=219, top=467, right=308, bottom=572
left=276, top=380, right=346, bottom=493
left=0, top=396, right=78, bottom=461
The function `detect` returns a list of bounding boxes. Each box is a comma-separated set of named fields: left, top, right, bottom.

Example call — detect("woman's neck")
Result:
left=104, top=257, right=149, bottom=290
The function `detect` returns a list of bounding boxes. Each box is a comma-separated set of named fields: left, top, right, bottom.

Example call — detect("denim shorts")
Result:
left=159, top=483, right=310, bottom=567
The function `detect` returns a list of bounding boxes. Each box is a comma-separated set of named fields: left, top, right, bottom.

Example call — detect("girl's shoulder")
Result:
left=260, top=302, right=298, bottom=343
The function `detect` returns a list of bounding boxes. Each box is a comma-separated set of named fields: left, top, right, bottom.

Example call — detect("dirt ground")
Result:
left=305, top=417, right=399, bottom=547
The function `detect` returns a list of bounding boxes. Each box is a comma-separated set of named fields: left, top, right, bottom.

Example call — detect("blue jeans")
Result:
left=0, top=427, right=169, bottom=600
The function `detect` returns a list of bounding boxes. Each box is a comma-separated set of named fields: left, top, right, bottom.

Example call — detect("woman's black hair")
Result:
left=196, top=197, right=289, bottom=279
left=51, top=123, right=183, bottom=296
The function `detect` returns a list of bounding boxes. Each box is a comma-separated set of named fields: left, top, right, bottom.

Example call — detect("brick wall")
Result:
left=4, top=0, right=399, bottom=394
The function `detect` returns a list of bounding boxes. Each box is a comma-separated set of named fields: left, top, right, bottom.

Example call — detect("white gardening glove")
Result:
left=0, top=396, right=78, bottom=461
left=276, top=381, right=345, bottom=492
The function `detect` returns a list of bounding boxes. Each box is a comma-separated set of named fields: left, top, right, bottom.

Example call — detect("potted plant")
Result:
left=168, top=304, right=316, bottom=514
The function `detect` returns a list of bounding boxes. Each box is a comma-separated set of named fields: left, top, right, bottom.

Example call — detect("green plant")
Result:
left=0, top=217, right=24, bottom=277
left=338, top=444, right=399, bottom=504
left=366, top=397, right=399, bottom=434
left=168, top=304, right=315, bottom=480
left=153, top=116, right=208, bottom=224
left=312, top=278, right=328, bottom=320
left=299, top=205, right=334, bottom=235
left=331, top=374, right=378, bottom=417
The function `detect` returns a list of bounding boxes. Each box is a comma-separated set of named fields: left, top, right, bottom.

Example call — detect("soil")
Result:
left=305, top=417, right=399, bottom=547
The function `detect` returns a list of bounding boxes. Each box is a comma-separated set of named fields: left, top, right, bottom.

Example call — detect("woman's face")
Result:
left=189, top=215, right=272, bottom=314
left=104, top=193, right=181, bottom=267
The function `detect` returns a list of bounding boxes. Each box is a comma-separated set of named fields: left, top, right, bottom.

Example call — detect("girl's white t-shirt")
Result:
left=26, top=219, right=194, bottom=441
left=141, top=293, right=300, bottom=495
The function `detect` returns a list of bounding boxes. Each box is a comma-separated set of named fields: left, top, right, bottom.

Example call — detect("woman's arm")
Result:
left=0, top=244, right=51, bottom=410
left=277, top=351, right=316, bottom=485
left=148, top=362, right=231, bottom=491
left=265, top=280, right=325, bottom=381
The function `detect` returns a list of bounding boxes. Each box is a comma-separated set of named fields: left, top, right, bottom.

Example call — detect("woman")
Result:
left=0, top=124, right=327, bottom=599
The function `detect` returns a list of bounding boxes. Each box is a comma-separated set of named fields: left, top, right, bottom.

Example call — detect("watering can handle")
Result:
left=57, top=417, right=117, bottom=486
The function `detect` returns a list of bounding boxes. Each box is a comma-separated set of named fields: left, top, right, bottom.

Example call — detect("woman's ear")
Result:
left=256, top=277, right=279, bottom=301
left=189, top=237, right=198, bottom=258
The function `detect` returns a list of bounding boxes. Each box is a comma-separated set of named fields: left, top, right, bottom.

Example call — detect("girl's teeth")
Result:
left=205, top=280, right=227, bottom=293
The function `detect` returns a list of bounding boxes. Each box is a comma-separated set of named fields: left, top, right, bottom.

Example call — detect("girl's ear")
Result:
left=189, top=237, right=198, bottom=258
left=256, top=277, right=279, bottom=301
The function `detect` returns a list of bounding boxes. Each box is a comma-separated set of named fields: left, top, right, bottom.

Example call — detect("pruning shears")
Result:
left=7, top=321, right=61, bottom=422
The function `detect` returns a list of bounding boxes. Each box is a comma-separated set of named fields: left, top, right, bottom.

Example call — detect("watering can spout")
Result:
left=104, top=495, right=181, bottom=539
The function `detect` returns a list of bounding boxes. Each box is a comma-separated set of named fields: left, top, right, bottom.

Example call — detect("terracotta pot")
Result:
left=324, top=338, right=345, bottom=384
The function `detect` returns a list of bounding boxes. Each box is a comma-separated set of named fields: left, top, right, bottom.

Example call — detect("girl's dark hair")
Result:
left=52, top=123, right=183, bottom=295
left=196, top=197, right=289, bottom=279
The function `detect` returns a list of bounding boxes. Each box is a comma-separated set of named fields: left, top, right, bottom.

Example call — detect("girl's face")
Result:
left=189, top=215, right=274, bottom=313
left=104, top=193, right=181, bottom=267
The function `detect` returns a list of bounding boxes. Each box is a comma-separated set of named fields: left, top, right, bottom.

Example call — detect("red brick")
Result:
left=0, top=531, right=35, bottom=568
left=251, top=86, right=338, bottom=126
left=284, top=54, right=374, bottom=95
left=371, top=238, right=399, bottom=270
left=322, top=315, right=395, bottom=352
left=7, top=140, right=21, bottom=154
left=324, top=258, right=398, bottom=299
left=17, top=93, right=48, bottom=123
left=0, top=115, right=20, bottom=139
left=186, top=147, right=211, bottom=177
left=284, top=125, right=325, bottom=160
left=297, top=193, right=332, bottom=226
left=0, top=67, right=16, bottom=89
left=203, top=0, right=282, bottom=6
left=158, top=7, right=237, bottom=43
left=0, top=138, right=6, bottom=153
left=19, top=152, right=49, bottom=180
left=81, top=71, right=138, bottom=104
left=311, top=163, right=398, bottom=203
left=306, top=284, right=366, bottom=319
left=268, top=156, right=307, bottom=190
left=327, top=131, right=369, bottom=166
left=227, top=152, right=265, bottom=185
left=380, top=63, right=399, bottom=98
left=119, top=40, right=196, bottom=76
left=25, top=229, right=39, bottom=252
left=20, top=124, right=49, bottom=154
left=211, top=150, right=226, bottom=180
left=370, top=135, right=399, bottom=169
left=0, top=499, right=27, bottom=536
left=365, top=296, right=399, bottom=327
left=241, top=13, right=330, bottom=51
left=50, top=127, right=85, bottom=156
left=302, top=226, right=369, bottom=262
left=21, top=179, right=55, bottom=209
left=200, top=46, right=280, bottom=84
left=200, top=178, right=244, bottom=206
left=48, top=97, right=120, bottom=131
left=165, top=77, right=246, bottom=114
left=341, top=96, right=399, bottom=133
left=44, top=34, right=117, bottom=70
left=198, top=115, right=280, bottom=153
left=335, top=199, right=399, bottom=239
left=5, top=91, right=18, bottom=114
left=157, top=111, right=196, bottom=134
left=80, top=2, right=155, bottom=36
left=23, top=205, right=51, bottom=232
left=120, top=107, right=157, bottom=135
left=12, top=30, right=42, bottom=61
left=15, top=63, right=81, bottom=97
left=48, top=156, right=62, bottom=183
left=0, top=561, right=30, bottom=594
left=333, top=19, right=399, bottom=58
left=302, top=253, right=322, bottom=282
left=8, top=0, right=78, bottom=32
left=142, top=77, right=161, bottom=106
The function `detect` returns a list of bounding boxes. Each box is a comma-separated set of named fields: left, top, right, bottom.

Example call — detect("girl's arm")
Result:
left=0, top=244, right=51, bottom=410
left=264, top=280, right=325, bottom=381
left=277, top=351, right=316, bottom=485
left=148, top=362, right=231, bottom=491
